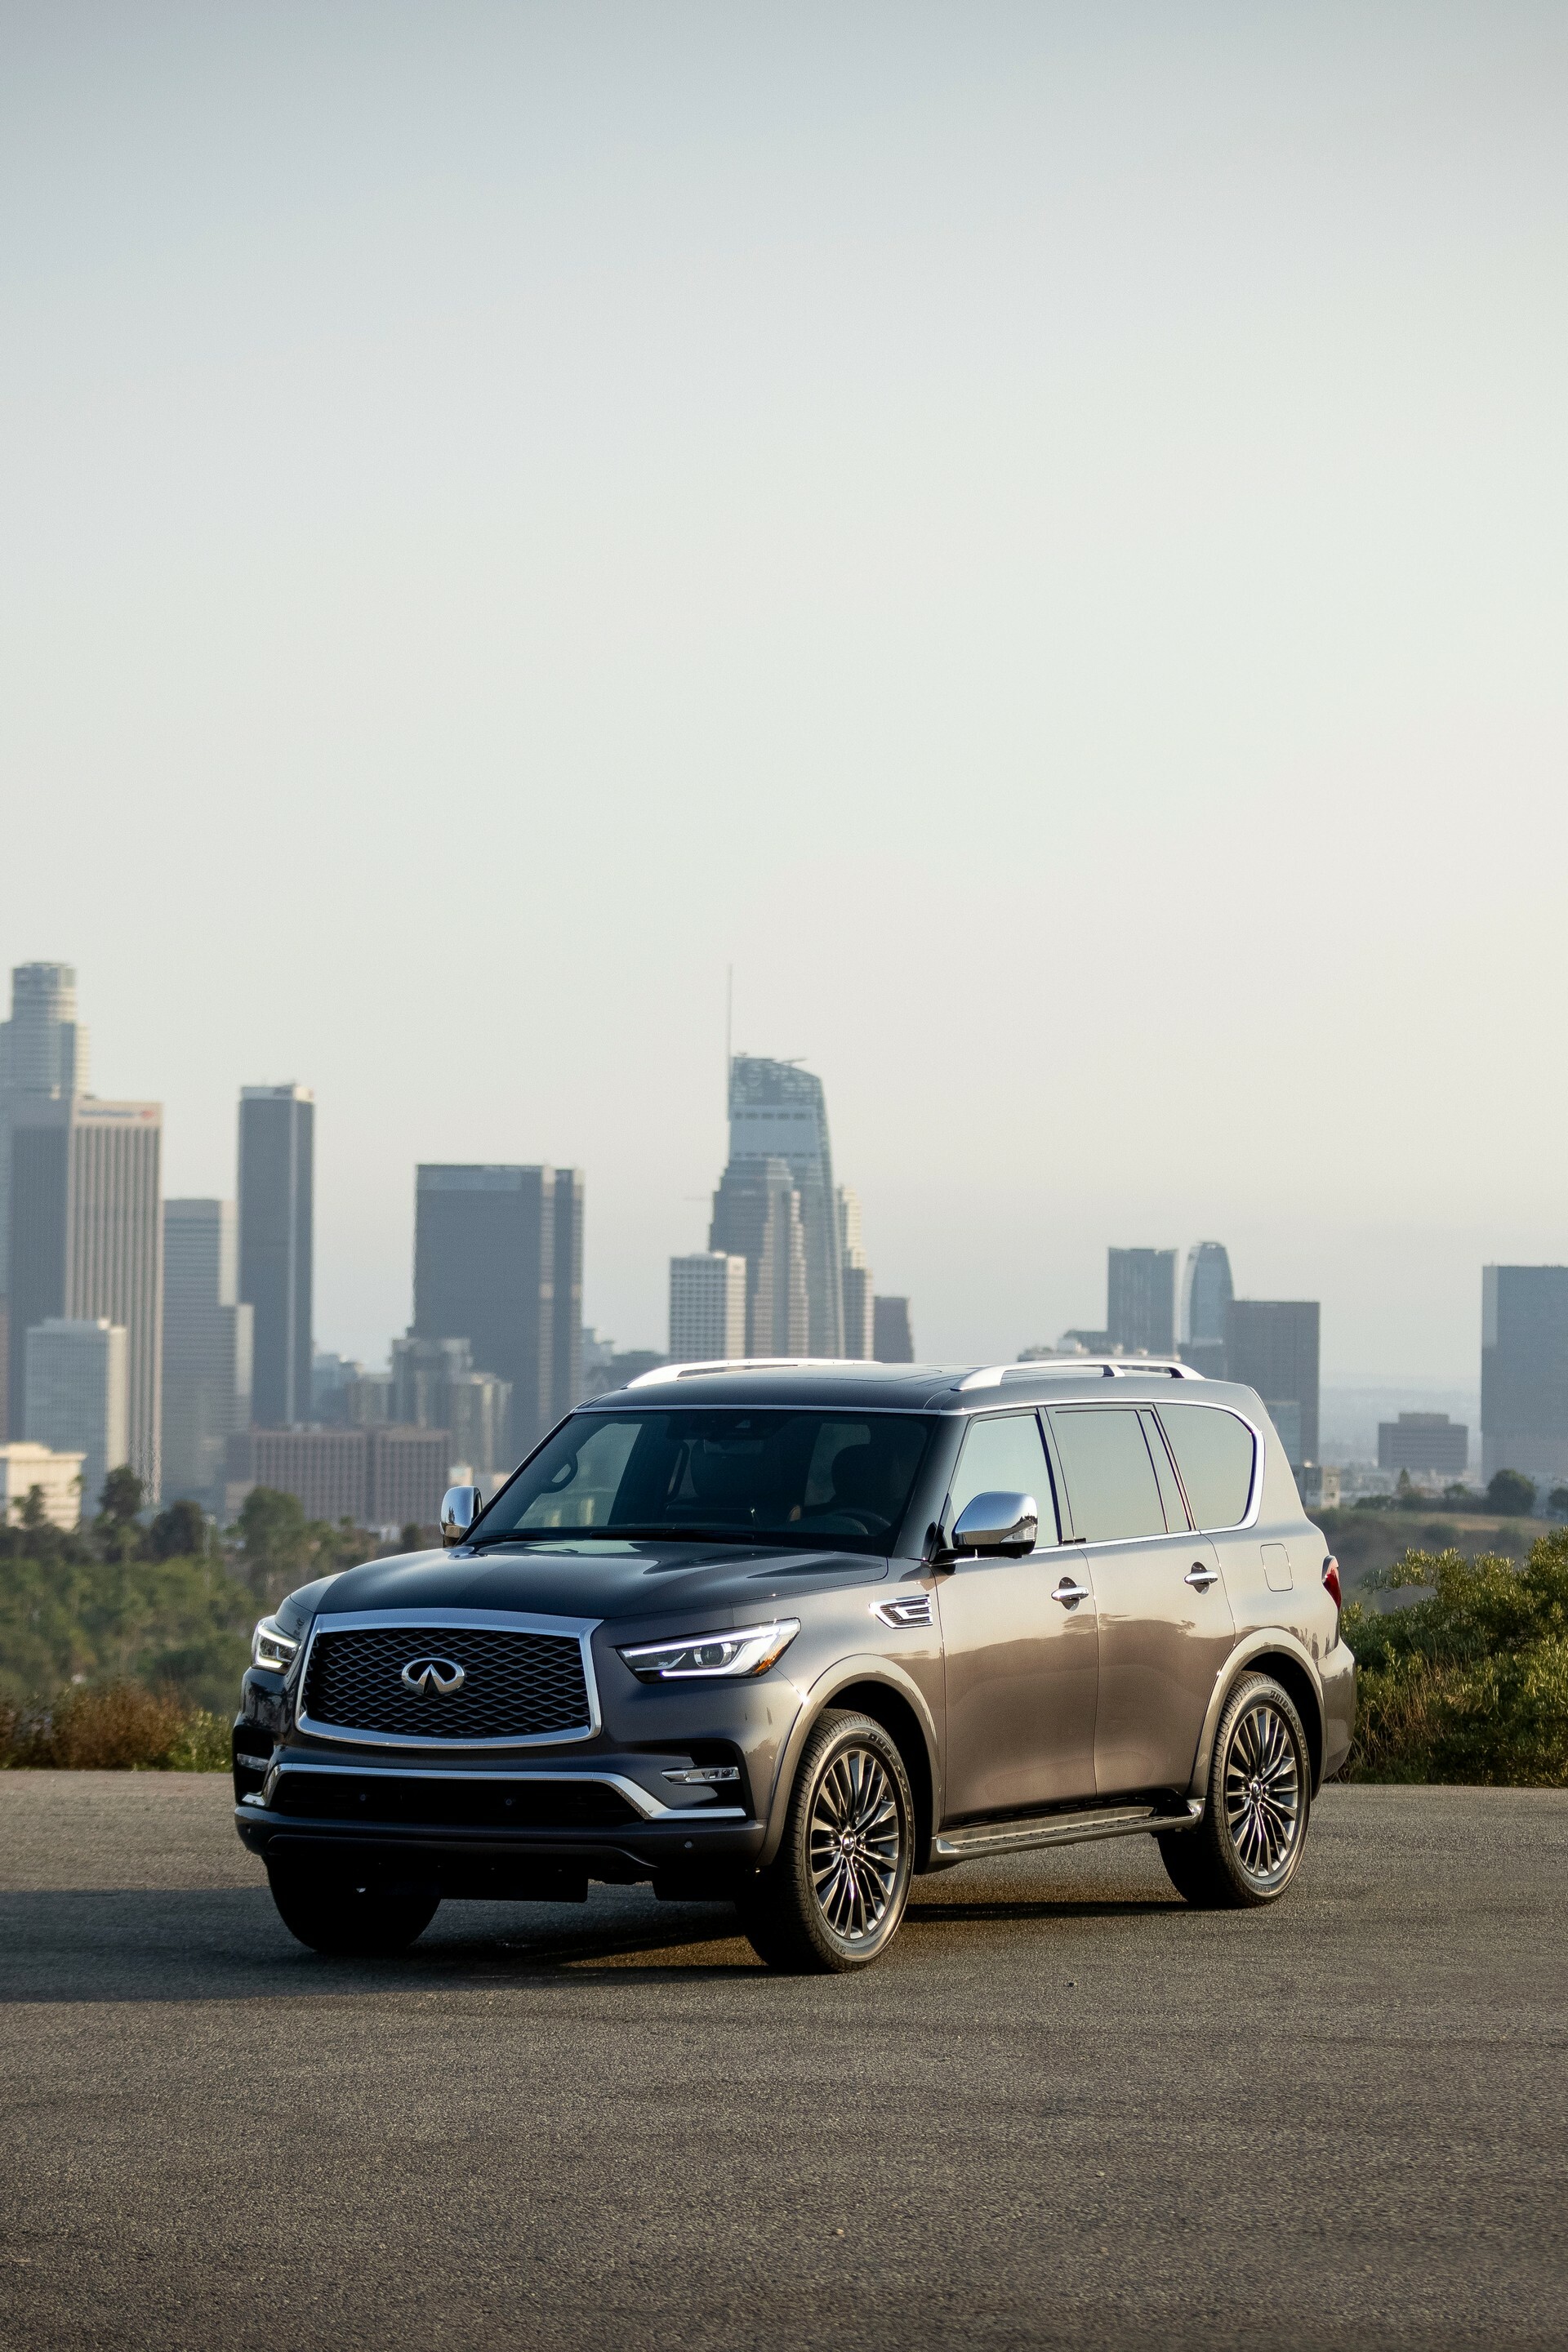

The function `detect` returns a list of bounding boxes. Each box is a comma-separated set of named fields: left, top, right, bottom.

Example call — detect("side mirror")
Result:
left=440, top=1485, right=485, bottom=1548
left=951, top=1490, right=1038, bottom=1558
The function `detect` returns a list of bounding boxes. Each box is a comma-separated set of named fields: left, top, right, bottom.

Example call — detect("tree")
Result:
left=149, top=1499, right=209, bottom=1561
left=1548, top=1486, right=1568, bottom=1520
left=96, top=1465, right=145, bottom=1561
left=1486, top=1468, right=1537, bottom=1518
left=234, top=1486, right=312, bottom=1584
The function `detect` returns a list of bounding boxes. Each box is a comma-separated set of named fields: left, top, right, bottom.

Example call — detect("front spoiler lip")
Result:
left=234, top=1802, right=767, bottom=1864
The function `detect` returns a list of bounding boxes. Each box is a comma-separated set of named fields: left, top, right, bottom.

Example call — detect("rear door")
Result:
left=1046, top=1403, right=1236, bottom=1797
left=936, top=1410, right=1099, bottom=1818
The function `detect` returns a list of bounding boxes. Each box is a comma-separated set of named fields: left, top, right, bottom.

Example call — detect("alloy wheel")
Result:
left=808, top=1743, right=903, bottom=1944
left=1222, top=1699, right=1303, bottom=1887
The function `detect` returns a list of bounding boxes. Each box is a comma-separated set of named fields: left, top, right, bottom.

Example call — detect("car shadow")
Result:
left=0, top=1875, right=1195, bottom=2004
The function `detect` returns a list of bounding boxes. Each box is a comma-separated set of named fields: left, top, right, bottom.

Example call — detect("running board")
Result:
left=933, top=1798, right=1202, bottom=1862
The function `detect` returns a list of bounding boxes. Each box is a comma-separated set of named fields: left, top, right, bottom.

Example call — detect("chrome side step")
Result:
left=933, top=1798, right=1202, bottom=1862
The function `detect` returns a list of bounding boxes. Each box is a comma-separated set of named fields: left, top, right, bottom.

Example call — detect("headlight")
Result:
left=252, top=1615, right=299, bottom=1673
left=619, top=1619, right=800, bottom=1682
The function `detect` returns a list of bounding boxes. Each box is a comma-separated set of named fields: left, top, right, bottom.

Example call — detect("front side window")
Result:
left=1047, top=1406, right=1169, bottom=1543
left=1157, top=1404, right=1257, bottom=1530
left=947, top=1412, right=1058, bottom=1546
left=476, top=1410, right=934, bottom=1554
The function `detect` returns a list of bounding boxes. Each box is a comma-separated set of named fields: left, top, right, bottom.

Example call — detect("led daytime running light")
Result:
left=620, top=1619, right=800, bottom=1682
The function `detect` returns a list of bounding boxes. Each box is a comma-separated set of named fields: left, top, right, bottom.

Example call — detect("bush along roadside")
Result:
left=1344, top=1529, right=1568, bottom=1784
left=0, top=1682, right=231, bottom=1771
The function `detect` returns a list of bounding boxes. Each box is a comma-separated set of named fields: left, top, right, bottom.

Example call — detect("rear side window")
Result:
left=1157, top=1404, right=1257, bottom=1530
left=948, top=1412, right=1058, bottom=1546
left=1047, top=1407, right=1168, bottom=1543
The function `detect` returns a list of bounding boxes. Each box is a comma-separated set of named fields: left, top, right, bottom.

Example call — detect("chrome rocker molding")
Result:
left=243, top=1760, right=748, bottom=1824
left=933, top=1799, right=1202, bottom=1862
left=292, top=1607, right=604, bottom=1751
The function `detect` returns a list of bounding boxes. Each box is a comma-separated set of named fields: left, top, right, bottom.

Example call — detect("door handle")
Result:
left=1184, top=1562, right=1219, bottom=1590
left=1052, top=1579, right=1090, bottom=1607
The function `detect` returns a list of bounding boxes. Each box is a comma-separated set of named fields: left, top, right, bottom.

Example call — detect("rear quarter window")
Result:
left=1157, top=1404, right=1257, bottom=1530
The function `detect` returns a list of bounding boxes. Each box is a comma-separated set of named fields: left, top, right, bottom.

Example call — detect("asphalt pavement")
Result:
left=1, top=1774, right=1564, bottom=2352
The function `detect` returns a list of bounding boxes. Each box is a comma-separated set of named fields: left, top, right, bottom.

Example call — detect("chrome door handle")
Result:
left=1052, top=1579, right=1090, bottom=1607
left=1184, top=1563, right=1219, bottom=1590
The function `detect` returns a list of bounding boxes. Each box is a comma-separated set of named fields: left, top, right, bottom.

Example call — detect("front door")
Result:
left=937, top=1410, right=1099, bottom=1820
left=1046, top=1403, right=1236, bottom=1797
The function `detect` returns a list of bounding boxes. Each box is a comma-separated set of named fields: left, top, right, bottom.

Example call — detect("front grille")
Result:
left=301, top=1625, right=590, bottom=1743
left=271, top=1772, right=639, bottom=1829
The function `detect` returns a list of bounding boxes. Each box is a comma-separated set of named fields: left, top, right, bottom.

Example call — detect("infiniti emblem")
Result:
left=401, top=1655, right=466, bottom=1696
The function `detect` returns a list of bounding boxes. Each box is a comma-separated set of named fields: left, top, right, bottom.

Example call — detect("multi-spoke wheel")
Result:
left=1159, top=1673, right=1312, bottom=1910
left=737, top=1710, right=915, bottom=1971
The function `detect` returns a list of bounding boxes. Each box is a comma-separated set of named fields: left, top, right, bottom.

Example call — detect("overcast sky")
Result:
left=3, top=2, right=1564, bottom=1383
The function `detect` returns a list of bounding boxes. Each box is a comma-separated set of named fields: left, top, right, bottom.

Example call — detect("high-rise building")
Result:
left=710, top=1156, right=808, bottom=1356
left=413, top=1164, right=582, bottom=1455
left=873, top=1296, right=915, bottom=1363
left=238, top=1086, right=314, bottom=1428
left=725, top=1058, right=844, bottom=1356
left=1378, top=1412, right=1469, bottom=1477
left=390, top=1332, right=510, bottom=1477
left=7, top=1096, right=163, bottom=1494
left=1227, top=1299, right=1320, bottom=1469
left=0, top=962, right=91, bottom=1430
left=161, top=1200, right=253, bottom=1508
left=1481, top=1265, right=1568, bottom=1489
left=1179, top=1241, right=1233, bottom=1376
left=838, top=1187, right=875, bottom=1360
left=1107, top=1248, right=1178, bottom=1356
left=669, top=1253, right=747, bottom=1361
left=23, top=1317, right=128, bottom=1515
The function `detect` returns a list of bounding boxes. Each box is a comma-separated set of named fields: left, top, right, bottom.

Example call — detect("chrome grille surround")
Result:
left=293, top=1609, right=602, bottom=1749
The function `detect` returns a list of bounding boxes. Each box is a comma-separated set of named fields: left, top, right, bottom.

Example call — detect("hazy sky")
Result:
left=3, top=3, right=1564, bottom=1382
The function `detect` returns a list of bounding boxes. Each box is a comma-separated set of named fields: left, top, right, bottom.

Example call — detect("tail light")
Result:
left=1322, top=1557, right=1342, bottom=1611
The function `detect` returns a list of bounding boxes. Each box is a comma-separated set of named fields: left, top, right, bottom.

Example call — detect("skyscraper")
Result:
left=724, top=1058, right=844, bottom=1356
left=669, top=1252, right=747, bottom=1361
left=0, top=962, right=90, bottom=1426
left=23, top=1318, right=127, bottom=1516
left=838, top=1187, right=875, bottom=1360
left=162, top=1200, right=253, bottom=1506
left=413, top=1164, right=582, bottom=1455
left=238, top=1086, right=314, bottom=1428
left=709, top=1156, right=808, bottom=1356
left=1226, top=1299, right=1320, bottom=1469
left=1481, top=1265, right=1568, bottom=1490
left=7, top=1095, right=163, bottom=1494
left=872, top=1296, right=915, bottom=1363
left=1180, top=1241, right=1233, bottom=1377
left=1107, top=1247, right=1178, bottom=1356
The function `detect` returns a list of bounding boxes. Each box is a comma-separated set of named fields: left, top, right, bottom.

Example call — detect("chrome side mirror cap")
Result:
left=951, top=1490, right=1038, bottom=1557
left=440, top=1484, right=485, bottom=1548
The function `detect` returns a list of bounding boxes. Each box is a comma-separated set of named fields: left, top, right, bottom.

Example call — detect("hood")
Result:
left=307, top=1538, right=889, bottom=1626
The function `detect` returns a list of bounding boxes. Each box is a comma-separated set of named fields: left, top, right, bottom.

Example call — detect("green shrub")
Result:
left=1344, top=1529, right=1568, bottom=1784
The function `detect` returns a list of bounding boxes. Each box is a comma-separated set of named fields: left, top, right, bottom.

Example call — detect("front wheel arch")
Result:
left=758, top=1658, right=938, bottom=1872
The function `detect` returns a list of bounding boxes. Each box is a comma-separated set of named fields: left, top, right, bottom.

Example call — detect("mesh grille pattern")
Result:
left=272, top=1772, right=636, bottom=1829
left=302, top=1626, right=590, bottom=1741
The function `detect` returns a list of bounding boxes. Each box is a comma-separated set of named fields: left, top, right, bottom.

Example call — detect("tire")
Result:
left=268, top=1864, right=440, bottom=1956
left=1159, top=1673, right=1311, bottom=1910
left=737, top=1710, right=915, bottom=1974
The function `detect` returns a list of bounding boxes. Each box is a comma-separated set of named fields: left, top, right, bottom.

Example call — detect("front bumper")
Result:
left=233, top=1748, right=768, bottom=1892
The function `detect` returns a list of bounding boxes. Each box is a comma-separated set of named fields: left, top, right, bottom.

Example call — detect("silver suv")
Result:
left=234, top=1358, right=1354, bottom=1971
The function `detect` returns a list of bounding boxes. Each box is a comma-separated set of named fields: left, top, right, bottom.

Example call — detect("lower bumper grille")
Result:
left=270, top=1772, right=642, bottom=1831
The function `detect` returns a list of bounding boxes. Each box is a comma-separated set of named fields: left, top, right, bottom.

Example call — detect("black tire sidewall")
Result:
left=744, top=1710, right=915, bottom=1971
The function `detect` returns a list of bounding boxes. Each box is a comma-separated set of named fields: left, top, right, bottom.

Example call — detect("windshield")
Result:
left=475, top=1409, right=935, bottom=1555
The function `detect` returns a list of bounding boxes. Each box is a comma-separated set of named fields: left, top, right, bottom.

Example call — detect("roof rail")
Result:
left=959, top=1358, right=1203, bottom=1392
left=626, top=1357, right=860, bottom=1389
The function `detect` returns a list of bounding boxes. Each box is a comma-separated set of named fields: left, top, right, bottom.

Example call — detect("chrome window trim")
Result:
left=294, top=1608, right=603, bottom=1750
left=264, top=1759, right=746, bottom=1823
left=1152, top=1399, right=1267, bottom=1534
